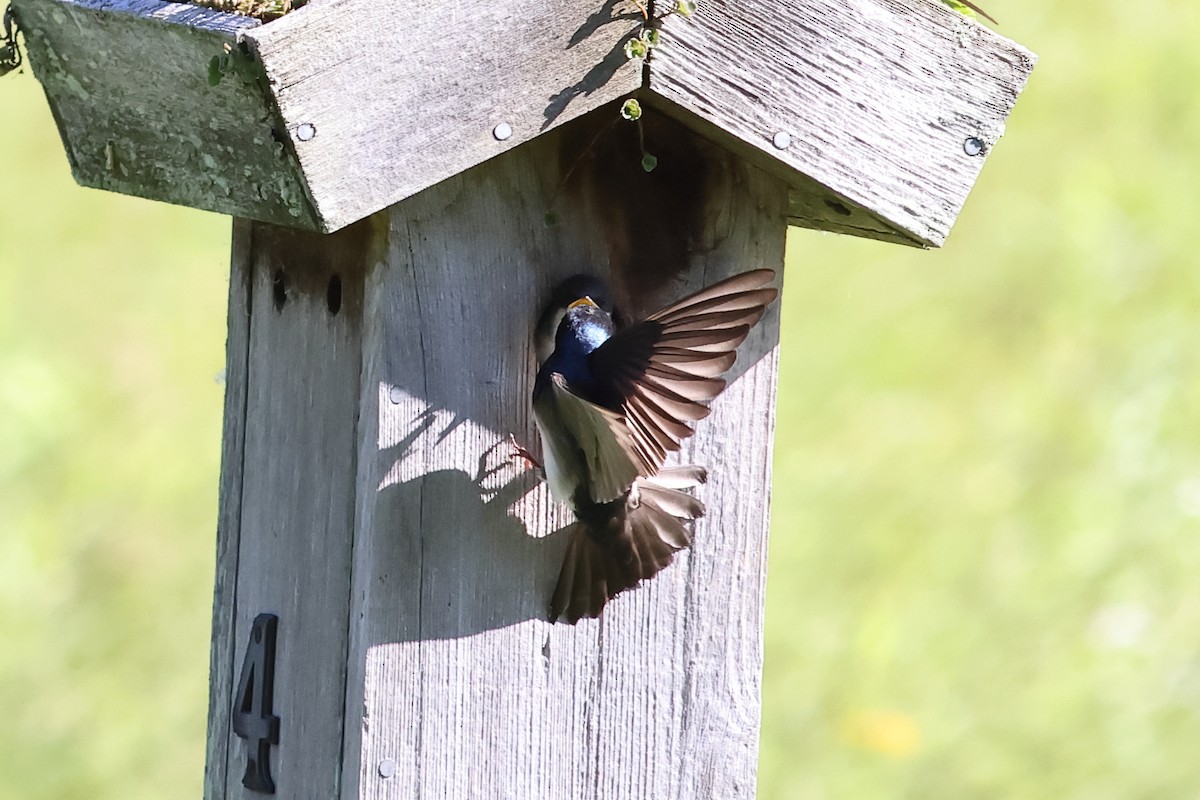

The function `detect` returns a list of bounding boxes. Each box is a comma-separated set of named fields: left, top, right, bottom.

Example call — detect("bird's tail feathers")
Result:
left=549, top=466, right=707, bottom=624
left=643, top=464, right=708, bottom=490
left=637, top=465, right=707, bottom=521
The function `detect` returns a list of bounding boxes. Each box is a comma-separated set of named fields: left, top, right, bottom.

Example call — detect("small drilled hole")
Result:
left=272, top=269, right=287, bottom=311
left=825, top=199, right=852, bottom=217
left=327, top=274, right=342, bottom=315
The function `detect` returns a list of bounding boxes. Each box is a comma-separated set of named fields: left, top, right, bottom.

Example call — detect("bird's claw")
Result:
left=508, top=434, right=543, bottom=473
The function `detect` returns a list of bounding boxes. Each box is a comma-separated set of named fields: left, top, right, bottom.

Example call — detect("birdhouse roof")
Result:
left=13, top=0, right=1034, bottom=246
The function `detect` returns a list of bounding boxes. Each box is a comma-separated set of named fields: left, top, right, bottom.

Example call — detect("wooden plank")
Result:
left=16, top=0, right=1035, bottom=244
left=787, top=179, right=913, bottom=246
left=12, top=0, right=319, bottom=229
left=203, top=218, right=253, bottom=800
left=649, top=0, right=1037, bottom=246
left=206, top=218, right=385, bottom=799
left=342, top=111, right=786, bottom=800
left=245, top=0, right=644, bottom=232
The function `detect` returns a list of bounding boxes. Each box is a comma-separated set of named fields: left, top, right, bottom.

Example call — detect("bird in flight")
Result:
left=520, top=269, right=778, bottom=623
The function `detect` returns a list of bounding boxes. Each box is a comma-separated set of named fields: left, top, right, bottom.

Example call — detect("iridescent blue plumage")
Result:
left=534, top=302, right=613, bottom=403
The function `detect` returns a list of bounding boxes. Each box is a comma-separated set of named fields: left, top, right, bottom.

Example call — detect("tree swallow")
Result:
left=534, top=274, right=616, bottom=366
left=529, top=269, right=778, bottom=623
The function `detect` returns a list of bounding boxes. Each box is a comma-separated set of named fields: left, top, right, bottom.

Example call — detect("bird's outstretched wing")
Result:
left=589, top=269, right=778, bottom=476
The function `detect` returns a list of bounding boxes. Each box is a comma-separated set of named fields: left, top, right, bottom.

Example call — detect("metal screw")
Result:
left=388, top=386, right=405, bottom=405
left=771, top=131, right=792, bottom=150
left=493, top=122, right=513, bottom=141
left=378, top=758, right=397, bottom=779
left=296, top=122, right=317, bottom=142
left=963, top=136, right=985, bottom=156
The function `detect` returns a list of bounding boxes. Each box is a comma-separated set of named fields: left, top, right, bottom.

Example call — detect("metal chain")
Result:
left=1, top=4, right=23, bottom=78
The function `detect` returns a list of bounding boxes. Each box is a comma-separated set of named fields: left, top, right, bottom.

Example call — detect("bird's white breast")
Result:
left=533, top=410, right=577, bottom=504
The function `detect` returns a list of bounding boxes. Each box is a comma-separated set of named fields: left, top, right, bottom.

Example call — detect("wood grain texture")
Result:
left=17, top=0, right=1035, bottom=246
left=649, top=0, right=1037, bottom=246
left=245, top=0, right=643, bottom=232
left=205, top=219, right=386, bottom=799
left=12, top=0, right=319, bottom=228
left=204, top=218, right=253, bottom=800
left=341, top=112, right=786, bottom=800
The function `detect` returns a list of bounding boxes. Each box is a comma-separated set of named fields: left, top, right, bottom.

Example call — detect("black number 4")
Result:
left=233, top=613, right=280, bottom=793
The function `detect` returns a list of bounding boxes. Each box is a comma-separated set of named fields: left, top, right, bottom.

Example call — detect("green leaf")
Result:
left=676, top=0, right=697, bottom=18
left=620, top=98, right=643, bottom=121
left=941, top=0, right=977, bottom=19
left=640, top=28, right=660, bottom=48
left=641, top=153, right=659, bottom=173
left=623, top=37, right=648, bottom=60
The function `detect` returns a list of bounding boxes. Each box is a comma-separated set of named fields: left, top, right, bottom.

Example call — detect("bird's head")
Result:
left=557, top=297, right=613, bottom=355
left=535, top=275, right=616, bottom=364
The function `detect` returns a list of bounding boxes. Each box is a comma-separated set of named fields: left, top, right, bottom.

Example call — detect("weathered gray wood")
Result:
left=649, top=0, right=1037, bottom=246
left=245, top=0, right=644, bottom=232
left=341, top=114, right=785, bottom=800
left=787, top=176, right=913, bottom=245
left=205, top=218, right=386, bottom=799
left=17, top=0, right=1034, bottom=245
left=204, top=218, right=253, bottom=800
left=12, top=0, right=320, bottom=228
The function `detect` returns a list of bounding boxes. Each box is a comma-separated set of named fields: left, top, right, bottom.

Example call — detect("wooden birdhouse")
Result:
left=8, top=0, right=1034, bottom=796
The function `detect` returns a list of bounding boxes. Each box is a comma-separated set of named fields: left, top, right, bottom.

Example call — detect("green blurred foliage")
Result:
left=761, top=1, right=1200, bottom=797
left=0, top=74, right=227, bottom=798
left=1, top=1, right=1198, bottom=797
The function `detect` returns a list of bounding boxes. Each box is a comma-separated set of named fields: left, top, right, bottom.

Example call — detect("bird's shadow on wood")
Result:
left=370, top=436, right=573, bottom=642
